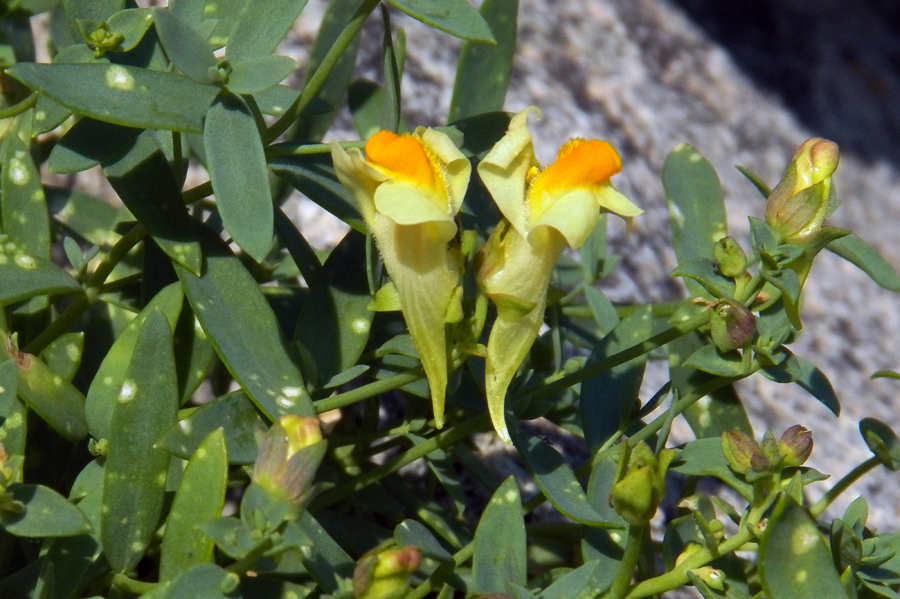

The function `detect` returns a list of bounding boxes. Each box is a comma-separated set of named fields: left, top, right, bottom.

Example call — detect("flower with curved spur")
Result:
left=331, top=128, right=471, bottom=428
left=476, top=109, right=642, bottom=442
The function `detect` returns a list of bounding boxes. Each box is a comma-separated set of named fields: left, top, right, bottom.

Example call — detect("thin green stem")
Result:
left=314, top=367, right=425, bottom=413
left=265, top=140, right=365, bottom=157
left=610, top=524, right=646, bottom=599
left=182, top=181, right=213, bottom=204
left=310, top=413, right=489, bottom=510
left=24, top=223, right=147, bottom=355
left=810, top=456, right=881, bottom=519
left=406, top=538, right=475, bottom=599
left=624, top=528, right=755, bottom=599
left=110, top=573, right=157, bottom=595
left=0, top=94, right=37, bottom=119
left=264, top=0, right=380, bottom=144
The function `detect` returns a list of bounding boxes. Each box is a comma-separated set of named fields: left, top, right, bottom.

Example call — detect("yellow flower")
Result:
left=476, top=109, right=642, bottom=442
left=331, top=128, right=471, bottom=428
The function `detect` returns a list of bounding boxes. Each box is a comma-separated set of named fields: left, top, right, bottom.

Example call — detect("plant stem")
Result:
left=810, top=456, right=881, bottom=518
left=314, top=367, right=425, bottom=413
left=406, top=540, right=475, bottom=599
left=310, top=413, right=489, bottom=510
left=609, top=524, right=646, bottom=599
left=0, top=94, right=36, bottom=119
left=24, top=223, right=147, bottom=355
left=264, top=0, right=381, bottom=144
left=110, top=573, right=157, bottom=595
left=265, top=140, right=365, bottom=157
left=624, top=528, right=755, bottom=599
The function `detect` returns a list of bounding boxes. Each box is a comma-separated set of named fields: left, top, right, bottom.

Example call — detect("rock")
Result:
left=286, top=0, right=900, bottom=529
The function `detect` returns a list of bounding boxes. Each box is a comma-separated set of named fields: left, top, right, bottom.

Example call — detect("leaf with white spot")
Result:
left=759, top=495, right=846, bottom=599
left=86, top=282, right=183, bottom=440
left=102, top=309, right=179, bottom=574
left=0, top=484, right=91, bottom=538
left=1, top=121, right=50, bottom=260
left=472, top=476, right=526, bottom=595
left=6, top=63, right=219, bottom=133
left=0, top=241, right=82, bottom=305
left=159, top=428, right=228, bottom=582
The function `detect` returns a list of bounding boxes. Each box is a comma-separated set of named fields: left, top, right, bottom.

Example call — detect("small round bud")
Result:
left=721, top=430, right=760, bottom=475
left=713, top=237, right=747, bottom=278
left=611, top=443, right=674, bottom=525
left=710, top=300, right=756, bottom=352
left=778, top=424, right=813, bottom=467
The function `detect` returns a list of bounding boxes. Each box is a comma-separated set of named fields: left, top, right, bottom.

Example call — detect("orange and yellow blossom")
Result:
left=476, top=109, right=642, bottom=442
left=331, top=128, right=471, bottom=428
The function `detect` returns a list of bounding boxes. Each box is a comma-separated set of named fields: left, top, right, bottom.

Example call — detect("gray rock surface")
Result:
left=285, top=0, right=900, bottom=530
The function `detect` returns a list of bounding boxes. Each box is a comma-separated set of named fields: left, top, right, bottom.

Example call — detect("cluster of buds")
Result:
left=610, top=442, right=675, bottom=526
left=251, top=415, right=326, bottom=510
left=352, top=543, right=421, bottom=599
left=721, top=425, right=813, bottom=477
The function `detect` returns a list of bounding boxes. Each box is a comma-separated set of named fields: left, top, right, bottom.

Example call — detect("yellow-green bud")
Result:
left=252, top=415, right=325, bottom=508
left=353, top=545, right=421, bottom=599
left=765, top=138, right=839, bottom=241
left=778, top=424, right=813, bottom=467
left=691, top=566, right=726, bottom=591
left=610, top=442, right=675, bottom=525
left=721, top=430, right=763, bottom=475
left=713, top=237, right=747, bottom=278
left=710, top=299, right=756, bottom=352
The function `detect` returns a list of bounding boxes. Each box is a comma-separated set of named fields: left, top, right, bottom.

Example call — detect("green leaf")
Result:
left=152, top=7, right=218, bottom=84
left=62, top=0, right=125, bottom=40
left=85, top=282, right=183, bottom=440
left=0, top=361, right=26, bottom=457
left=395, top=519, right=453, bottom=562
left=105, top=8, right=156, bottom=53
left=48, top=117, right=142, bottom=174
left=294, top=230, right=373, bottom=384
left=472, top=476, right=526, bottom=595
left=662, top=144, right=728, bottom=298
left=827, top=233, right=900, bottom=292
left=541, top=560, right=614, bottom=599
left=671, top=258, right=735, bottom=299
left=511, top=426, right=617, bottom=527
left=142, top=563, right=239, bottom=599
left=386, top=0, right=494, bottom=42
left=101, top=310, right=179, bottom=573
left=380, top=5, right=402, bottom=133
left=158, top=391, right=265, bottom=464
left=226, top=54, right=298, bottom=94
left=669, top=438, right=753, bottom=500
left=7, top=63, right=219, bottom=133
left=226, top=0, right=309, bottom=62
left=253, top=84, right=301, bottom=118
left=39, top=332, right=84, bottom=383
left=160, top=428, right=228, bottom=582
left=1, top=345, right=88, bottom=441
left=793, top=355, right=840, bottom=416
left=270, top=153, right=366, bottom=233
left=683, top=344, right=747, bottom=377
left=2, top=122, right=50, bottom=260
left=46, top=187, right=120, bottom=247
left=0, top=241, right=80, bottom=303
left=761, top=265, right=802, bottom=329
left=669, top=332, right=751, bottom=438
left=204, top=91, right=274, bottom=262
left=581, top=306, right=652, bottom=452
left=860, top=418, right=900, bottom=471
left=297, top=511, right=355, bottom=592
left=582, top=458, right=628, bottom=567
left=176, top=223, right=315, bottom=419
left=0, top=484, right=91, bottom=537
left=759, top=495, right=846, bottom=599
left=448, top=0, right=517, bottom=121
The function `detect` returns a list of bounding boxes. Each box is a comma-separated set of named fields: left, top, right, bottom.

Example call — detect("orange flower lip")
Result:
left=364, top=130, right=444, bottom=196
left=530, top=138, right=622, bottom=200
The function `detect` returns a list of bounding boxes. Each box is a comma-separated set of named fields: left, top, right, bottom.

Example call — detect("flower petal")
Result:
left=527, top=188, right=599, bottom=249
left=330, top=144, right=385, bottom=224
left=374, top=181, right=457, bottom=242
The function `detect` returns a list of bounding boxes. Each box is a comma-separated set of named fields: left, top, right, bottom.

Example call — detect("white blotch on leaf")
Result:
left=106, top=65, right=135, bottom=91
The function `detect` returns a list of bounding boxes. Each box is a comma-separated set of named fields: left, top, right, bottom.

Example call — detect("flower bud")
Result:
left=710, top=299, right=756, bottom=352
left=353, top=545, right=421, bottom=599
left=721, top=430, right=760, bottom=475
left=778, top=424, right=813, bottom=467
left=691, top=566, right=726, bottom=591
left=765, top=138, right=839, bottom=242
left=611, top=442, right=675, bottom=526
left=252, top=415, right=325, bottom=508
left=713, top=237, right=747, bottom=278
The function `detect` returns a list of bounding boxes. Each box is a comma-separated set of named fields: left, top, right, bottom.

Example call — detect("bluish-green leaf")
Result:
left=152, top=7, right=218, bottom=84
left=448, top=0, right=517, bottom=121
left=298, top=511, right=355, bottom=592
left=226, top=54, right=297, bottom=94
left=472, top=476, right=526, bottom=595
left=0, top=360, right=26, bottom=457
left=105, top=8, right=155, bottom=53
left=670, top=438, right=753, bottom=500
left=581, top=306, right=651, bottom=452
left=827, top=233, right=900, bottom=292
left=101, top=310, right=179, bottom=573
left=759, top=495, right=845, bottom=599
left=86, top=282, right=183, bottom=440
left=860, top=418, right=900, bottom=471
left=39, top=332, right=84, bottom=383
left=395, top=519, right=453, bottom=562
left=387, top=0, right=494, bottom=42
left=46, top=186, right=120, bottom=247
left=0, top=241, right=80, bottom=304
left=102, top=129, right=203, bottom=275
left=511, top=426, right=615, bottom=527
left=160, top=428, right=228, bottom=582
left=663, top=144, right=728, bottom=298
left=62, top=0, right=125, bottom=41
left=295, top=230, right=373, bottom=384
left=226, top=0, right=309, bottom=62
left=270, top=153, right=366, bottom=233
left=204, top=92, right=273, bottom=262
left=0, top=484, right=91, bottom=537
left=671, top=258, right=735, bottom=299
left=582, top=458, right=628, bottom=567
left=2, top=122, right=50, bottom=259
left=141, top=563, right=239, bottom=599
left=7, top=63, right=219, bottom=132
left=380, top=5, right=402, bottom=132
left=683, top=344, right=747, bottom=377
left=542, top=560, right=614, bottom=599
left=158, top=391, right=265, bottom=464
left=48, top=117, right=142, bottom=174
left=176, top=224, right=315, bottom=419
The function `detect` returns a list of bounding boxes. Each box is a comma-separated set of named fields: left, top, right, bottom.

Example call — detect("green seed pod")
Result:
left=611, top=442, right=675, bottom=525
left=713, top=236, right=747, bottom=278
